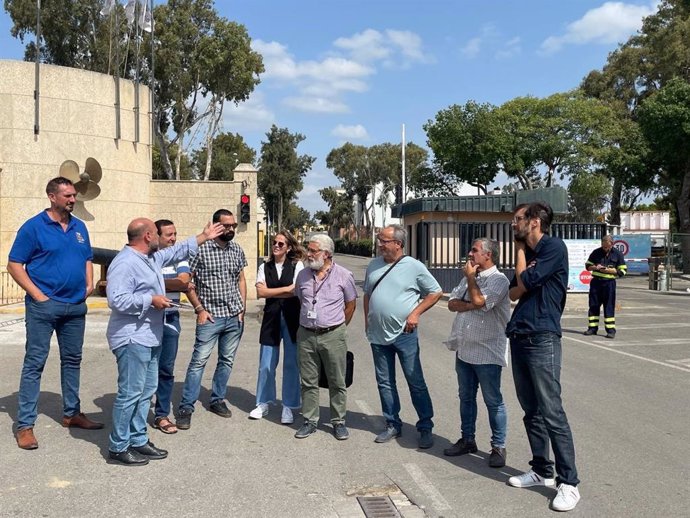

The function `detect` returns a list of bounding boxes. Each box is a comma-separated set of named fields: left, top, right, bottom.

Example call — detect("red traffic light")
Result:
left=240, top=194, right=250, bottom=204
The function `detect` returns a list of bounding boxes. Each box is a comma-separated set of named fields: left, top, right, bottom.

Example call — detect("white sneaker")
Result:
left=249, top=403, right=269, bottom=420
left=507, top=470, right=556, bottom=488
left=281, top=406, right=294, bottom=424
left=551, top=483, right=580, bottom=512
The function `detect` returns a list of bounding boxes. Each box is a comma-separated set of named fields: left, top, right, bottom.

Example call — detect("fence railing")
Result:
left=0, top=270, right=23, bottom=306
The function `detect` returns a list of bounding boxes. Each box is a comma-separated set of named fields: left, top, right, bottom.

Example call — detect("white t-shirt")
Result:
left=256, top=260, right=304, bottom=286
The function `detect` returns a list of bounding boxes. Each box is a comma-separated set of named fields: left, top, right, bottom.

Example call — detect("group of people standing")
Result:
left=7, top=176, right=584, bottom=512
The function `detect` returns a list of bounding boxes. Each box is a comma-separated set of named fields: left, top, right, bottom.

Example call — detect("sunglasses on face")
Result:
left=272, top=241, right=286, bottom=249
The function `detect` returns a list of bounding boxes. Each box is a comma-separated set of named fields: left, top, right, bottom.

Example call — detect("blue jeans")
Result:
left=370, top=329, right=434, bottom=432
left=154, top=312, right=180, bottom=418
left=510, top=332, right=580, bottom=486
left=455, top=359, right=507, bottom=448
left=109, top=343, right=161, bottom=453
left=17, top=298, right=87, bottom=430
left=256, top=314, right=301, bottom=408
left=179, top=316, right=244, bottom=412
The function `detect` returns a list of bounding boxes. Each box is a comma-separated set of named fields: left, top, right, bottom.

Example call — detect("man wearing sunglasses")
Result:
left=176, top=209, right=248, bottom=430
left=363, top=224, right=442, bottom=449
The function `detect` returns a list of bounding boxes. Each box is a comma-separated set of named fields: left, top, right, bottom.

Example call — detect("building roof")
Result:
left=392, top=186, right=567, bottom=217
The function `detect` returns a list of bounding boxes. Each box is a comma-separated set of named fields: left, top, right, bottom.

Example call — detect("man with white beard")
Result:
left=293, top=234, right=357, bottom=440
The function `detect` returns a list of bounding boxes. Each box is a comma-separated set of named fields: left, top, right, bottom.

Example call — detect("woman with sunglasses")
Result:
left=250, top=230, right=305, bottom=423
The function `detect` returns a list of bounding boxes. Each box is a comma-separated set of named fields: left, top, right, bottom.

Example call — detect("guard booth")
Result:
left=392, top=187, right=607, bottom=292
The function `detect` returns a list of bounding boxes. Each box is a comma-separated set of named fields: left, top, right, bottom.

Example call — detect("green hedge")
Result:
left=334, top=239, right=373, bottom=257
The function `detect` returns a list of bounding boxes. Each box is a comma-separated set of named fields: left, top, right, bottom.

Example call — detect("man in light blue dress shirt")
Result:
left=105, top=217, right=222, bottom=466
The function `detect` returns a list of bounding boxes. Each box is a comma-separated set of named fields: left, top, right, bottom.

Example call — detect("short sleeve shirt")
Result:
left=363, top=256, right=442, bottom=345
left=8, top=211, right=93, bottom=304
left=190, top=240, right=247, bottom=317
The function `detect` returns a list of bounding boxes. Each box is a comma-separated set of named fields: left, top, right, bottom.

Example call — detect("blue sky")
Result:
left=0, top=1, right=659, bottom=215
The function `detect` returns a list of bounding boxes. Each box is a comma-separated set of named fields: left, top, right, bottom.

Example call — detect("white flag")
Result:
left=124, top=0, right=136, bottom=25
left=141, top=2, right=152, bottom=33
left=100, top=0, right=116, bottom=16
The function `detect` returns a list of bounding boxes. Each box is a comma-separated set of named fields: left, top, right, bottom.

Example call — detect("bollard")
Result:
left=658, top=266, right=668, bottom=292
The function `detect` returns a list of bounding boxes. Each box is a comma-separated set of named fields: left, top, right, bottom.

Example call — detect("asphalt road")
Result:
left=0, top=255, right=688, bottom=517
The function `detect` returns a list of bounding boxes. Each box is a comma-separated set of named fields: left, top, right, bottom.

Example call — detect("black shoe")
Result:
left=108, top=448, right=149, bottom=466
left=333, top=423, right=349, bottom=441
left=489, top=446, right=506, bottom=467
left=605, top=332, right=615, bottom=339
left=176, top=408, right=192, bottom=430
left=418, top=430, right=434, bottom=449
left=375, top=426, right=401, bottom=443
left=132, top=441, right=168, bottom=460
left=583, top=328, right=597, bottom=336
left=443, top=438, right=478, bottom=457
left=294, top=422, right=317, bottom=439
left=209, top=401, right=232, bottom=418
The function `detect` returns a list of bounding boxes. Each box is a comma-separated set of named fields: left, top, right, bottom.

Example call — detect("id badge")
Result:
left=307, top=310, right=317, bottom=319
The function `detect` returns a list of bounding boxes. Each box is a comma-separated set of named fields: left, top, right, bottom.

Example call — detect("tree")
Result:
left=190, top=132, right=256, bottom=181
left=423, top=101, right=500, bottom=194
left=283, top=203, right=313, bottom=233
left=566, top=171, right=612, bottom=222
left=580, top=0, right=690, bottom=223
left=4, top=0, right=126, bottom=71
left=318, top=187, right=355, bottom=234
left=153, top=0, right=263, bottom=179
left=257, top=125, right=315, bottom=232
left=638, top=78, right=690, bottom=270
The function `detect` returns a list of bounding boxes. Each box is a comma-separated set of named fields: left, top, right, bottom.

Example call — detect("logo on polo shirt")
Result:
left=76, top=232, right=85, bottom=244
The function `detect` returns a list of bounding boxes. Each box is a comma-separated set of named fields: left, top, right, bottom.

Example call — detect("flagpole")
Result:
left=114, top=3, right=121, bottom=140
left=33, top=0, right=41, bottom=136
left=134, top=0, right=141, bottom=143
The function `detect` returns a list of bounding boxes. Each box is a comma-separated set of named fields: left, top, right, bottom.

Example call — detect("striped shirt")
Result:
left=446, top=265, right=510, bottom=366
left=190, top=239, right=247, bottom=318
left=162, top=260, right=190, bottom=314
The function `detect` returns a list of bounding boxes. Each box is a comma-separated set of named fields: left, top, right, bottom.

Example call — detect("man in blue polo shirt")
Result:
left=8, top=176, right=102, bottom=450
left=505, top=202, right=580, bottom=512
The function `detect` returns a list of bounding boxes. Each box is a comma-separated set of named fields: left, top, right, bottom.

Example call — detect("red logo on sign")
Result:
left=579, top=270, right=592, bottom=284
left=613, top=240, right=629, bottom=256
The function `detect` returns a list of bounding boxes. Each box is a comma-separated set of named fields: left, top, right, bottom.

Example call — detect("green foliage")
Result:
left=257, top=125, right=316, bottom=231
left=191, top=132, right=256, bottom=181
left=566, top=172, right=612, bottom=222
left=423, top=101, right=500, bottom=194
left=638, top=78, right=690, bottom=231
left=318, top=187, right=355, bottom=233
left=283, top=203, right=313, bottom=232
left=153, top=0, right=263, bottom=179
left=152, top=143, right=192, bottom=180
left=4, top=0, right=128, bottom=72
left=334, top=239, right=373, bottom=257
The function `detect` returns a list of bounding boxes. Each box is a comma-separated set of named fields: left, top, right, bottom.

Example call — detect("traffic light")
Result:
left=240, top=194, right=250, bottom=223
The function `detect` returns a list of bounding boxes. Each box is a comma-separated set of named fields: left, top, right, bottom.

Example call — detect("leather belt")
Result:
left=300, top=323, right=342, bottom=335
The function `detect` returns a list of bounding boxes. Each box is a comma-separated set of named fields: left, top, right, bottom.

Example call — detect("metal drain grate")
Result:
left=356, top=496, right=401, bottom=517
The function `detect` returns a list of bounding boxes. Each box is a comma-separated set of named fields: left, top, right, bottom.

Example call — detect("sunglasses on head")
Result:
left=272, top=241, right=286, bottom=248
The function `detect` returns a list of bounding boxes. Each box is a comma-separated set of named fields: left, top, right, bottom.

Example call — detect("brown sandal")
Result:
left=153, top=416, right=178, bottom=434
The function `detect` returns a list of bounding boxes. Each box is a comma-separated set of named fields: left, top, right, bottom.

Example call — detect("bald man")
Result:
left=105, top=218, right=223, bottom=466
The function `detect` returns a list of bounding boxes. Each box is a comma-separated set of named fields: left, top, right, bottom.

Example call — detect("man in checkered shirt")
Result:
left=176, top=209, right=247, bottom=430
left=443, top=237, right=510, bottom=468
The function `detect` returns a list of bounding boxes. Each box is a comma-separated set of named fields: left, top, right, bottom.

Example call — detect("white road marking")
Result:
left=669, top=358, right=690, bottom=368
left=565, top=335, right=690, bottom=373
left=355, top=399, right=376, bottom=418
left=403, top=463, right=452, bottom=512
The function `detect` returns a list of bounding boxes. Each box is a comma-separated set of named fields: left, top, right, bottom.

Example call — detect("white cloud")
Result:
left=459, top=24, right=498, bottom=59
left=540, top=1, right=657, bottom=55
left=334, top=28, right=434, bottom=67
left=283, top=96, right=350, bottom=114
left=222, top=91, right=275, bottom=133
left=460, top=37, right=482, bottom=58
left=252, top=29, right=431, bottom=115
left=331, top=124, right=369, bottom=141
left=333, top=29, right=390, bottom=62
left=495, top=37, right=522, bottom=60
